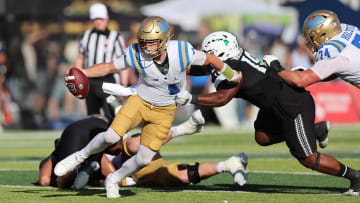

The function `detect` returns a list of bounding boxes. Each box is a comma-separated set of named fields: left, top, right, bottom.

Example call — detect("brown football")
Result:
left=66, top=67, right=89, bottom=99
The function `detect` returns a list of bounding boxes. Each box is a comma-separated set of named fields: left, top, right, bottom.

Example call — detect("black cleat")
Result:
left=343, top=171, right=360, bottom=196
left=314, top=121, right=330, bottom=148
left=73, top=161, right=100, bottom=189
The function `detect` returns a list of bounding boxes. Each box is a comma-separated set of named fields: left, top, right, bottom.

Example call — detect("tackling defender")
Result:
left=266, top=10, right=360, bottom=92
left=54, top=16, right=241, bottom=198
left=175, top=31, right=360, bottom=195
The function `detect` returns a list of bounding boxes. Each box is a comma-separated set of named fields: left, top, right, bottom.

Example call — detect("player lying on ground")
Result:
left=38, top=111, right=248, bottom=188
left=174, top=31, right=360, bottom=196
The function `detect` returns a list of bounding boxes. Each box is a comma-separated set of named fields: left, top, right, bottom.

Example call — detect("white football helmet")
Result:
left=201, top=31, right=242, bottom=61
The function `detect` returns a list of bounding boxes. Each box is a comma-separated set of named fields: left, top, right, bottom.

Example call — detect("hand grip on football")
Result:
left=65, top=67, right=89, bottom=99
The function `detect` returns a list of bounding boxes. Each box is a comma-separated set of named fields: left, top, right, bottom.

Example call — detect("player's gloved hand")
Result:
left=220, top=63, right=240, bottom=83
left=263, top=55, right=285, bottom=72
left=175, top=90, right=193, bottom=105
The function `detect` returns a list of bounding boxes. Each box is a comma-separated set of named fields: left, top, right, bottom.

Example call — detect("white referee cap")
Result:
left=89, top=3, right=108, bottom=20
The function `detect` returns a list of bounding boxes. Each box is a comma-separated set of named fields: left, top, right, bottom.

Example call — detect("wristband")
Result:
left=190, top=95, right=198, bottom=104
left=221, top=64, right=235, bottom=80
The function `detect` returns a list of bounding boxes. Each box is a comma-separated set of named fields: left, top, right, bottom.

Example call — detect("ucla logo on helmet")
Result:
left=307, top=16, right=326, bottom=31
left=157, top=20, right=169, bottom=34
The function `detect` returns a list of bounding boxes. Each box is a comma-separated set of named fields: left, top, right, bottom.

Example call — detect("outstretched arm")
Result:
left=84, top=62, right=118, bottom=78
left=196, top=83, right=241, bottom=107
left=278, top=69, right=321, bottom=88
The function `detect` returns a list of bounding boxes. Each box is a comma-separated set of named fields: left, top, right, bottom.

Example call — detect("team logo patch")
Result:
left=307, top=16, right=325, bottom=31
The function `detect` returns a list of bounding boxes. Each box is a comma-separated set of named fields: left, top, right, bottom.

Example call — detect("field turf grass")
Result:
left=0, top=125, right=360, bottom=202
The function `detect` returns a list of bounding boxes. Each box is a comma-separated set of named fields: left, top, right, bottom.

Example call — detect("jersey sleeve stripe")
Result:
left=178, top=41, right=188, bottom=72
left=330, top=40, right=346, bottom=49
left=184, top=41, right=190, bottom=69
left=134, top=44, right=146, bottom=75
left=323, top=41, right=345, bottom=52
left=178, top=41, right=185, bottom=71
left=128, top=44, right=146, bottom=75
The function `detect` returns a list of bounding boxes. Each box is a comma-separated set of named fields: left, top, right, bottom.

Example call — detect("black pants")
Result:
left=254, top=93, right=317, bottom=159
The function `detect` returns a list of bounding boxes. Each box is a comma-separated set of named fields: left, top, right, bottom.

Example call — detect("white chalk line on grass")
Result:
left=0, top=184, right=343, bottom=196
left=0, top=168, right=324, bottom=175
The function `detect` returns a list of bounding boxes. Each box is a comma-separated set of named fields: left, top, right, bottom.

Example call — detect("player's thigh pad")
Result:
left=110, top=95, right=143, bottom=136
left=141, top=104, right=176, bottom=151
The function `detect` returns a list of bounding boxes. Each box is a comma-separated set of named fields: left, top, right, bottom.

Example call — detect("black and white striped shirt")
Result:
left=79, top=28, right=126, bottom=69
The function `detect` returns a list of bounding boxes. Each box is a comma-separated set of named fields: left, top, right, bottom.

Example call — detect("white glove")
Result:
left=175, top=90, right=193, bottom=105
left=102, top=82, right=136, bottom=96
left=262, top=55, right=279, bottom=67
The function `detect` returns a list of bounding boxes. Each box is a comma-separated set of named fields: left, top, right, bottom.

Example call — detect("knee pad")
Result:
left=103, top=128, right=121, bottom=144
left=135, top=145, right=156, bottom=167
left=186, top=162, right=200, bottom=184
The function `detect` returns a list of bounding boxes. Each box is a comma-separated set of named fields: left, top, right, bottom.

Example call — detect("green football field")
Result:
left=1, top=125, right=360, bottom=202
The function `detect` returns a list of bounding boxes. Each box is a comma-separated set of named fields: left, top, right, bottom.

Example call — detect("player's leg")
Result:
left=285, top=96, right=360, bottom=195
left=54, top=95, right=143, bottom=177
left=177, top=153, right=248, bottom=186
left=177, top=163, right=216, bottom=184
left=254, top=109, right=284, bottom=146
left=104, top=101, right=176, bottom=198
left=38, top=156, right=54, bottom=186
left=163, top=109, right=205, bottom=144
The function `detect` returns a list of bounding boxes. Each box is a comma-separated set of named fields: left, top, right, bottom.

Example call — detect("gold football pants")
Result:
left=110, top=95, right=176, bottom=151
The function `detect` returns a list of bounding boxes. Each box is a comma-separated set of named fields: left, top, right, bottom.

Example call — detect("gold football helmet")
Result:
left=303, top=10, right=341, bottom=52
left=137, top=16, right=171, bottom=59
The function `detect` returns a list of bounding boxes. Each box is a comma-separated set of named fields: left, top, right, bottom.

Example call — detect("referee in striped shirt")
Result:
left=74, top=3, right=128, bottom=121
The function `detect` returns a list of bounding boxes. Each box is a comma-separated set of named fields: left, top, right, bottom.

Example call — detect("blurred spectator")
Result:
left=268, top=37, right=292, bottom=69
left=290, top=35, right=315, bottom=68
left=0, top=48, right=13, bottom=132
left=73, top=3, right=129, bottom=121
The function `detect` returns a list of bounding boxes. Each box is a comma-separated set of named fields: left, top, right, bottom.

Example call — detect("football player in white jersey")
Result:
left=263, top=10, right=360, bottom=196
left=54, top=16, right=240, bottom=198
left=264, top=10, right=360, bottom=90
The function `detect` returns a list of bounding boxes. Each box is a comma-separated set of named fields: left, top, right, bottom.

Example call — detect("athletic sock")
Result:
left=170, top=126, right=185, bottom=138
left=338, top=163, right=360, bottom=180
left=216, top=161, right=225, bottom=173
left=80, top=129, right=120, bottom=160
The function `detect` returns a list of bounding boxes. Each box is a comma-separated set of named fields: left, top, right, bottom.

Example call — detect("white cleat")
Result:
left=73, top=161, right=100, bottom=189
left=343, top=189, right=360, bottom=196
left=105, top=174, right=121, bottom=198
left=54, top=151, right=84, bottom=177
left=224, top=153, right=248, bottom=186
left=182, top=110, right=205, bottom=135
left=191, top=109, right=205, bottom=126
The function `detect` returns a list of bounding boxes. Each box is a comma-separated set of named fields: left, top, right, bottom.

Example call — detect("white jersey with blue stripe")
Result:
left=311, top=23, right=360, bottom=86
left=113, top=40, right=206, bottom=106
